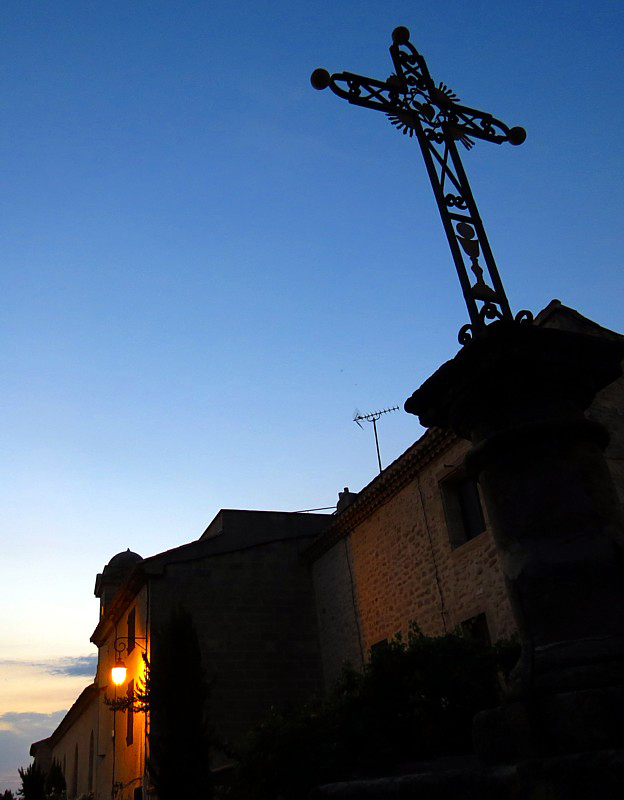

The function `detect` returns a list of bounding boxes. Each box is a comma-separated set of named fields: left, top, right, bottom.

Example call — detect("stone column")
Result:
left=405, top=321, right=624, bottom=761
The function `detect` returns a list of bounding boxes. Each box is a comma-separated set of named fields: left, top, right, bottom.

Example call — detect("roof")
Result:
left=91, top=509, right=331, bottom=646
left=30, top=683, right=99, bottom=754
left=303, top=426, right=456, bottom=561
left=534, top=299, right=624, bottom=342
left=106, top=548, right=143, bottom=570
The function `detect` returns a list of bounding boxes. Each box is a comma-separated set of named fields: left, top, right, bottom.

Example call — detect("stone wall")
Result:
left=311, top=434, right=517, bottom=689
left=147, top=511, right=328, bottom=747
left=49, top=685, right=99, bottom=800
left=312, top=537, right=365, bottom=688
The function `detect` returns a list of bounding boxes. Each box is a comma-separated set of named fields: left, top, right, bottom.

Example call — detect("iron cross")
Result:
left=311, top=26, right=532, bottom=343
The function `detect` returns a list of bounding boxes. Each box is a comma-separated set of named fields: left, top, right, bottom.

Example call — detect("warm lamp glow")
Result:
left=111, top=661, right=127, bottom=686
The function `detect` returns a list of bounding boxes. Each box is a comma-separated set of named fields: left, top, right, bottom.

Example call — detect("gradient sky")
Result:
left=1, top=0, right=623, bottom=792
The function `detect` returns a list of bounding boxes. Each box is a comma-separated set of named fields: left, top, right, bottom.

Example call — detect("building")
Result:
left=31, top=302, right=624, bottom=799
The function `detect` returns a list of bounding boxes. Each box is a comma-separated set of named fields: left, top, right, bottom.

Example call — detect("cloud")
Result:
left=0, top=710, right=66, bottom=794
left=48, top=655, right=97, bottom=677
left=0, top=710, right=66, bottom=737
left=0, top=656, right=96, bottom=792
left=0, top=654, right=97, bottom=678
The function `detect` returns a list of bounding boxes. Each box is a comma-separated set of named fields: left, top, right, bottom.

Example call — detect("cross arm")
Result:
left=310, top=27, right=532, bottom=342
left=442, top=101, right=526, bottom=146
left=311, top=66, right=525, bottom=148
left=388, top=28, right=525, bottom=147
left=311, top=68, right=398, bottom=113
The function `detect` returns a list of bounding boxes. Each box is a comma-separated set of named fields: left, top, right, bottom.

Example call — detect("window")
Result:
left=127, top=608, right=136, bottom=654
left=460, top=613, right=491, bottom=645
left=126, top=679, right=134, bottom=746
left=440, top=470, right=486, bottom=548
left=88, top=731, right=94, bottom=792
left=72, top=744, right=78, bottom=798
left=370, top=638, right=388, bottom=656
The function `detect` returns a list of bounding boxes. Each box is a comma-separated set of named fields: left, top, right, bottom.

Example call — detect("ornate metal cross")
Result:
left=311, top=26, right=532, bottom=343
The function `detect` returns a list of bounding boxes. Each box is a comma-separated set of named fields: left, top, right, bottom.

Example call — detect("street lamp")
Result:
left=111, top=635, right=146, bottom=686
left=111, top=658, right=127, bottom=686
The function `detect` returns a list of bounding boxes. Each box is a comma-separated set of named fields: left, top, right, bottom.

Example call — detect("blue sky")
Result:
left=1, top=0, right=623, bottom=791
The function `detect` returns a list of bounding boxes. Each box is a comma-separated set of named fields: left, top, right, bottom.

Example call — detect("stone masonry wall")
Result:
left=313, top=436, right=517, bottom=688
left=50, top=690, right=99, bottom=800
left=149, top=533, right=322, bottom=748
left=312, top=538, right=365, bottom=689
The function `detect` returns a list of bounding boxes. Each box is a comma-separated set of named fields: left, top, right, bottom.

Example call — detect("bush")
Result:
left=17, top=764, right=45, bottom=800
left=230, top=628, right=519, bottom=799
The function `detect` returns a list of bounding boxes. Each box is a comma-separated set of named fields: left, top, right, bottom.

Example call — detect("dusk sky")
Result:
left=1, top=0, right=623, bottom=792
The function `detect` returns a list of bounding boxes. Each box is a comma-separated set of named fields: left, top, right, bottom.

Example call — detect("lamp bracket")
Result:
left=114, top=636, right=147, bottom=657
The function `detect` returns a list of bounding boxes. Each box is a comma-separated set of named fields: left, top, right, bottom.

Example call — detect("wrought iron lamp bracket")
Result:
left=114, top=636, right=146, bottom=658
left=311, top=26, right=533, bottom=343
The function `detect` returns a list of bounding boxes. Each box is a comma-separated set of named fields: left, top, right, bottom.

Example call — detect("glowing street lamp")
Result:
left=110, top=634, right=146, bottom=686
left=111, top=659, right=127, bottom=686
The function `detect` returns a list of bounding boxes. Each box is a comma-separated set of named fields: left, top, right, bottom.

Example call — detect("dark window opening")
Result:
left=72, top=744, right=78, bottom=798
left=460, top=613, right=491, bottom=645
left=441, top=471, right=486, bottom=548
left=370, top=638, right=388, bottom=656
left=127, top=608, right=136, bottom=654
left=88, top=731, right=94, bottom=792
left=126, top=679, right=134, bottom=746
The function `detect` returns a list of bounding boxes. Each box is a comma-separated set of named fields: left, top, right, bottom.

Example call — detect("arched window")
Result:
left=88, top=731, right=94, bottom=792
left=72, top=743, right=78, bottom=798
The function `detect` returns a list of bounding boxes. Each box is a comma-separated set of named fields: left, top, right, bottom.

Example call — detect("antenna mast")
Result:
left=354, top=406, right=399, bottom=473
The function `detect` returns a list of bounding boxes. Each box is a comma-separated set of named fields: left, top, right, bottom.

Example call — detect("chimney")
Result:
left=337, top=487, right=358, bottom=514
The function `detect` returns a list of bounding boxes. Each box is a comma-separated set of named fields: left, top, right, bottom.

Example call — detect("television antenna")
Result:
left=354, top=406, right=399, bottom=473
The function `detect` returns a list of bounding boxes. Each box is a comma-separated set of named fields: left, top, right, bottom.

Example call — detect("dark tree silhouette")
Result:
left=107, top=607, right=214, bottom=799
left=17, top=764, right=45, bottom=800
left=147, top=607, right=214, bottom=799
left=44, top=759, right=65, bottom=797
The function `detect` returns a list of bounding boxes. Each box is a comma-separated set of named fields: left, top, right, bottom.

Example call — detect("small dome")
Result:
left=106, top=548, right=143, bottom=571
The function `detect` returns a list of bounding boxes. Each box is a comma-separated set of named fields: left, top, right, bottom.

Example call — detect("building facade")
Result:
left=31, top=302, right=624, bottom=800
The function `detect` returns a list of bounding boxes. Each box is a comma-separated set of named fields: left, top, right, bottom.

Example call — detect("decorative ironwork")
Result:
left=114, top=635, right=146, bottom=658
left=311, top=26, right=533, bottom=342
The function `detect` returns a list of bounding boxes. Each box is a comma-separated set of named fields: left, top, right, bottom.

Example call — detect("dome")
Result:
left=105, top=548, right=143, bottom=571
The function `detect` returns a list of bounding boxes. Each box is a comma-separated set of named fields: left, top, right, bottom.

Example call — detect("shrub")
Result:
left=230, top=628, right=519, bottom=799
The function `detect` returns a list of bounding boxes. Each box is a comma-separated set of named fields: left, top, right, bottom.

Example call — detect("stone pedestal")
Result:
left=405, top=321, right=624, bottom=761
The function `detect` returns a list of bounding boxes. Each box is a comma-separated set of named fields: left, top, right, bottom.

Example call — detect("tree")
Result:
left=3, top=789, right=16, bottom=800
left=44, top=760, right=65, bottom=798
left=17, top=764, right=45, bottom=800
left=106, top=607, right=214, bottom=799
left=146, top=608, right=214, bottom=799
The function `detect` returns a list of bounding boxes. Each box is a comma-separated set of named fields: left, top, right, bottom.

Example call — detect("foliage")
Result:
left=44, top=761, right=65, bottom=798
left=148, top=607, right=216, bottom=799
left=106, top=607, right=215, bottom=799
left=17, top=760, right=68, bottom=800
left=17, top=764, right=45, bottom=800
left=3, top=790, right=16, bottom=800
left=104, top=656, right=150, bottom=714
left=231, top=627, right=519, bottom=799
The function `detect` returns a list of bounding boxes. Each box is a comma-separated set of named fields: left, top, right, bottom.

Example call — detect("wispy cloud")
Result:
left=0, top=710, right=67, bottom=793
left=0, top=710, right=66, bottom=737
left=0, top=654, right=97, bottom=678
left=48, top=655, right=97, bottom=677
